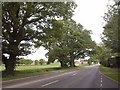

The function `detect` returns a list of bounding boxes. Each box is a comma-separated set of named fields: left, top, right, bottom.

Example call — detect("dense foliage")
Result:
left=102, top=1, right=120, bottom=54
left=101, top=1, right=120, bottom=67
left=18, top=58, right=33, bottom=65
left=2, top=2, right=77, bottom=75
left=43, top=20, right=96, bottom=67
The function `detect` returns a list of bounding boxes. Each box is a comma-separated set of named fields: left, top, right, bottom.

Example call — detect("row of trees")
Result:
left=34, top=59, right=46, bottom=65
left=2, top=2, right=96, bottom=75
left=101, top=1, right=120, bottom=67
left=102, top=1, right=120, bottom=54
left=2, top=2, right=77, bottom=75
left=90, top=44, right=112, bottom=67
left=44, top=20, right=96, bottom=68
left=18, top=58, right=33, bottom=65
left=17, top=58, right=46, bottom=65
left=91, top=1, right=120, bottom=68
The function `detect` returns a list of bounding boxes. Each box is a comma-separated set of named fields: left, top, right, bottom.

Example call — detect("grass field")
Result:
left=1, top=62, right=60, bottom=71
left=2, top=62, right=88, bottom=81
left=99, top=65, right=120, bottom=83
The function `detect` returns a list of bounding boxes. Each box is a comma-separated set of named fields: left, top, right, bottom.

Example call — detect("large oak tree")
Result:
left=2, top=2, right=76, bottom=75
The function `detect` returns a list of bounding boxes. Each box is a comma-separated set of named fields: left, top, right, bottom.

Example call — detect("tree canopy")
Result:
left=2, top=2, right=77, bottom=75
left=100, top=1, right=120, bottom=67
left=102, top=2, right=120, bottom=54
left=44, top=20, right=96, bottom=67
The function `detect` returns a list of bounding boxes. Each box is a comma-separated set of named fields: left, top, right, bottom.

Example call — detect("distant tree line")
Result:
left=17, top=58, right=46, bottom=65
left=34, top=59, right=46, bottom=65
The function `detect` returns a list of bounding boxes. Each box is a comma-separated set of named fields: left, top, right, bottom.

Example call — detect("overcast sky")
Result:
left=73, top=0, right=114, bottom=44
left=25, top=0, right=114, bottom=60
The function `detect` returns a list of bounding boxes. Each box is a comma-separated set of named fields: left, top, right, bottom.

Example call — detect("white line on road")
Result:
left=71, top=73, right=77, bottom=76
left=100, top=76, right=103, bottom=87
left=41, top=80, right=59, bottom=87
left=4, top=71, right=77, bottom=88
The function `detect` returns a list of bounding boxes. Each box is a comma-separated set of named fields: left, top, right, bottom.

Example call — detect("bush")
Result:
left=35, top=60, right=39, bottom=65
left=39, top=59, right=46, bottom=65
left=18, top=59, right=33, bottom=65
left=108, top=56, right=120, bottom=68
left=88, top=59, right=92, bottom=65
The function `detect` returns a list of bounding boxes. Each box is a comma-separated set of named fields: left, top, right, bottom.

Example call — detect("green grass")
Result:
left=1, top=62, right=60, bottom=71
left=2, top=62, right=60, bottom=81
left=99, top=65, right=120, bottom=83
left=2, top=62, right=88, bottom=81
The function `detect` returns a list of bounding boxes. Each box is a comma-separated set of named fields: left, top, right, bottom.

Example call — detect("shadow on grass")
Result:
left=2, top=67, right=61, bottom=76
left=2, top=67, right=67, bottom=80
left=2, top=66, right=82, bottom=81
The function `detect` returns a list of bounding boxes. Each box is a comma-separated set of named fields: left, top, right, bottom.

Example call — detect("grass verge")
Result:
left=99, top=65, right=120, bottom=83
left=2, top=63, right=88, bottom=81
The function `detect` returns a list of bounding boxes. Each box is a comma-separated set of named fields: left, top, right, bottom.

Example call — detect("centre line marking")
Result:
left=4, top=71, right=77, bottom=88
left=100, top=84, right=102, bottom=87
left=72, top=73, right=77, bottom=76
left=41, top=80, right=59, bottom=87
left=101, top=79, right=102, bottom=83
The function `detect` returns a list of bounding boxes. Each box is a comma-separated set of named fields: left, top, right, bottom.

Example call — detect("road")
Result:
left=2, top=64, right=119, bottom=89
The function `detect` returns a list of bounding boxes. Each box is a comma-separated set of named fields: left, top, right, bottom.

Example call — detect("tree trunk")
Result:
left=59, top=60, right=68, bottom=68
left=4, top=54, right=16, bottom=75
left=70, top=60, right=75, bottom=67
left=69, top=54, right=76, bottom=67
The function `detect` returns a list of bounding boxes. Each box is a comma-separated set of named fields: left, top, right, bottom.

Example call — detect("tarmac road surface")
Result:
left=2, top=64, right=119, bottom=89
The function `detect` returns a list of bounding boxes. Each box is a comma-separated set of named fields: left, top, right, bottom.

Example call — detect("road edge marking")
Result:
left=99, top=70, right=120, bottom=85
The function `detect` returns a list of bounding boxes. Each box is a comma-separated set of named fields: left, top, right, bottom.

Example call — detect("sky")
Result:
left=25, top=0, right=114, bottom=60
left=72, top=0, right=114, bottom=44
